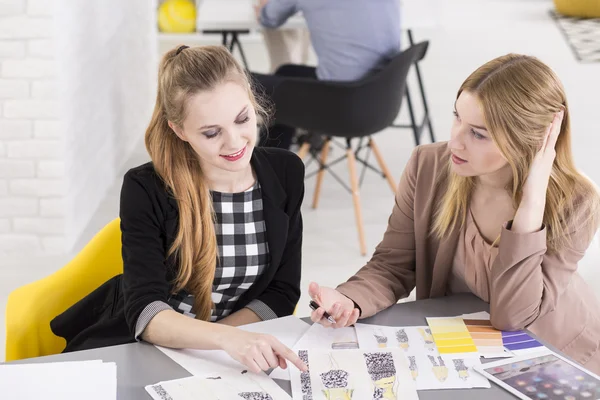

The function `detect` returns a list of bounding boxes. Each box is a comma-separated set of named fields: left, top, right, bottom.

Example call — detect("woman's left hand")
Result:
left=522, top=110, right=564, bottom=204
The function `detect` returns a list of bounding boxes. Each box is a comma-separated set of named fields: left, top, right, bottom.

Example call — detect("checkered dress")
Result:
left=167, top=181, right=270, bottom=322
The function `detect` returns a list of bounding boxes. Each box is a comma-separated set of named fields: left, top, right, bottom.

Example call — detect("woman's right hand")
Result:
left=220, top=329, right=307, bottom=374
left=309, top=282, right=360, bottom=328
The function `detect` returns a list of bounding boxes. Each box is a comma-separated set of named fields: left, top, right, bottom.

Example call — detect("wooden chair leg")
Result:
left=297, top=142, right=310, bottom=160
left=369, top=139, right=397, bottom=193
left=312, top=139, right=330, bottom=209
left=347, top=148, right=367, bottom=256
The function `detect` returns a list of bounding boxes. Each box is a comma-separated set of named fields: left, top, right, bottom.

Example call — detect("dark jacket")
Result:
left=51, top=147, right=305, bottom=352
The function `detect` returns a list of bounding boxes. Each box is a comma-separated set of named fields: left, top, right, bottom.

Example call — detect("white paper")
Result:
left=293, top=323, right=359, bottom=351
left=0, top=360, right=117, bottom=400
left=146, top=370, right=291, bottom=400
left=290, top=348, right=418, bottom=400
left=354, top=324, right=490, bottom=390
left=460, top=311, right=492, bottom=320
left=240, top=316, right=310, bottom=350
left=156, top=316, right=310, bottom=381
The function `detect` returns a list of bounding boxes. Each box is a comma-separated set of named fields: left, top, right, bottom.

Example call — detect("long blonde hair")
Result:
left=433, top=54, right=599, bottom=252
left=145, top=45, right=269, bottom=320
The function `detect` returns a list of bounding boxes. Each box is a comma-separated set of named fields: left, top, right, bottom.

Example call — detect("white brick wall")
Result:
left=37, top=160, right=64, bottom=178
left=31, top=80, right=56, bottom=99
left=40, top=198, right=65, bottom=216
left=33, top=120, right=61, bottom=138
left=9, top=178, right=66, bottom=197
left=0, top=79, right=29, bottom=98
left=27, top=0, right=53, bottom=16
left=0, top=159, right=35, bottom=178
left=0, top=0, right=25, bottom=16
left=0, top=218, right=9, bottom=233
left=0, top=198, right=38, bottom=217
left=14, top=217, right=65, bottom=234
left=0, top=0, right=156, bottom=255
left=0, top=120, right=32, bottom=139
left=0, top=41, right=25, bottom=57
left=7, top=140, right=63, bottom=159
left=28, top=39, right=54, bottom=58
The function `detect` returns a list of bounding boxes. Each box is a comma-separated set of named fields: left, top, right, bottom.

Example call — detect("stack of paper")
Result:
left=0, top=360, right=116, bottom=400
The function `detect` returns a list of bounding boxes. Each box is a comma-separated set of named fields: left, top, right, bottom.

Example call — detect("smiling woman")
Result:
left=49, top=45, right=308, bottom=375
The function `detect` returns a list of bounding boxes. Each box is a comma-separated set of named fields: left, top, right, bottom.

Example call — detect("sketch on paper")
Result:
left=407, top=356, right=418, bottom=381
left=427, top=355, right=448, bottom=382
left=298, top=350, right=313, bottom=400
left=418, top=328, right=436, bottom=352
left=452, top=359, right=469, bottom=381
left=364, top=352, right=399, bottom=400
left=145, top=370, right=291, bottom=400
left=238, top=392, right=274, bottom=400
left=293, top=324, right=359, bottom=351
left=290, top=349, right=419, bottom=400
left=351, top=323, right=490, bottom=391
left=319, top=354, right=353, bottom=400
left=373, top=328, right=388, bottom=348
left=395, top=329, right=409, bottom=351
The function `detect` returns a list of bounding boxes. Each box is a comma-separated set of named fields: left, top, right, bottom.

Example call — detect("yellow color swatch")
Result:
left=426, top=317, right=478, bottom=354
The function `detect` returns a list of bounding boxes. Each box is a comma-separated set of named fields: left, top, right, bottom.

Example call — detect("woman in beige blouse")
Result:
left=309, top=54, right=600, bottom=373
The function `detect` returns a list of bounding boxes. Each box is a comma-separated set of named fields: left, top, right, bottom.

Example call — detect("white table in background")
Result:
left=194, top=0, right=438, bottom=144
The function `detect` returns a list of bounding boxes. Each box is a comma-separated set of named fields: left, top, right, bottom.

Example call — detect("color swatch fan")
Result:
left=426, top=317, right=478, bottom=355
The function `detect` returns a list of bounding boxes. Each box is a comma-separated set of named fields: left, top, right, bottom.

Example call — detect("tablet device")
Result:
left=474, top=348, right=600, bottom=400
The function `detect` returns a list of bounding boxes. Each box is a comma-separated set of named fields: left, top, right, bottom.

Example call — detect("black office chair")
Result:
left=271, top=42, right=430, bottom=255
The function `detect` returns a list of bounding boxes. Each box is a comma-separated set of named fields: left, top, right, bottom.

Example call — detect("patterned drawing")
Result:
left=417, top=328, right=436, bottom=352
left=238, top=393, right=273, bottom=400
left=407, top=356, right=418, bottom=381
left=364, top=352, right=398, bottom=400
left=453, top=359, right=469, bottom=381
left=298, top=350, right=313, bottom=400
left=395, top=329, right=409, bottom=351
left=320, top=354, right=353, bottom=400
left=427, top=355, right=448, bottom=382
left=373, top=328, right=388, bottom=348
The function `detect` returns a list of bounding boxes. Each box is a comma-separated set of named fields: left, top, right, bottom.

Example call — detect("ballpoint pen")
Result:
left=309, top=300, right=337, bottom=324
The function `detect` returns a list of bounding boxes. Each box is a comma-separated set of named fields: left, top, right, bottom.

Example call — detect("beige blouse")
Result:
left=337, top=142, right=600, bottom=373
left=448, top=209, right=499, bottom=300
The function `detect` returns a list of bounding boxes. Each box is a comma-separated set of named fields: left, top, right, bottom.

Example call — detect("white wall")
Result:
left=0, top=0, right=157, bottom=255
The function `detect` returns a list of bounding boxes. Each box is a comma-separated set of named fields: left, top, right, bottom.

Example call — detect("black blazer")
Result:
left=51, top=147, right=305, bottom=352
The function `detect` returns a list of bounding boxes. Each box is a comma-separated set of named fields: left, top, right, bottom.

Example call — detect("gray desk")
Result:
left=9, top=294, right=515, bottom=399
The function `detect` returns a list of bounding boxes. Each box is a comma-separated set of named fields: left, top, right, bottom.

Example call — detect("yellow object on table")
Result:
left=158, top=0, right=197, bottom=33
left=554, top=0, right=600, bottom=18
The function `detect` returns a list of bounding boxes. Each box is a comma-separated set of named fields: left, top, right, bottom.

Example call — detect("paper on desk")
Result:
left=0, top=360, right=116, bottom=400
left=354, top=323, right=490, bottom=390
left=146, top=370, right=291, bottom=400
left=293, top=322, right=359, bottom=350
left=156, top=316, right=310, bottom=381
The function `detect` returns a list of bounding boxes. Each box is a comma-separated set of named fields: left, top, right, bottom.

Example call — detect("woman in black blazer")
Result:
left=51, top=45, right=307, bottom=374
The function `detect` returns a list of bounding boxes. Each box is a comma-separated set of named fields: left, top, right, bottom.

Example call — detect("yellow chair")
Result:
left=5, top=218, right=123, bottom=361
left=554, top=0, right=600, bottom=18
